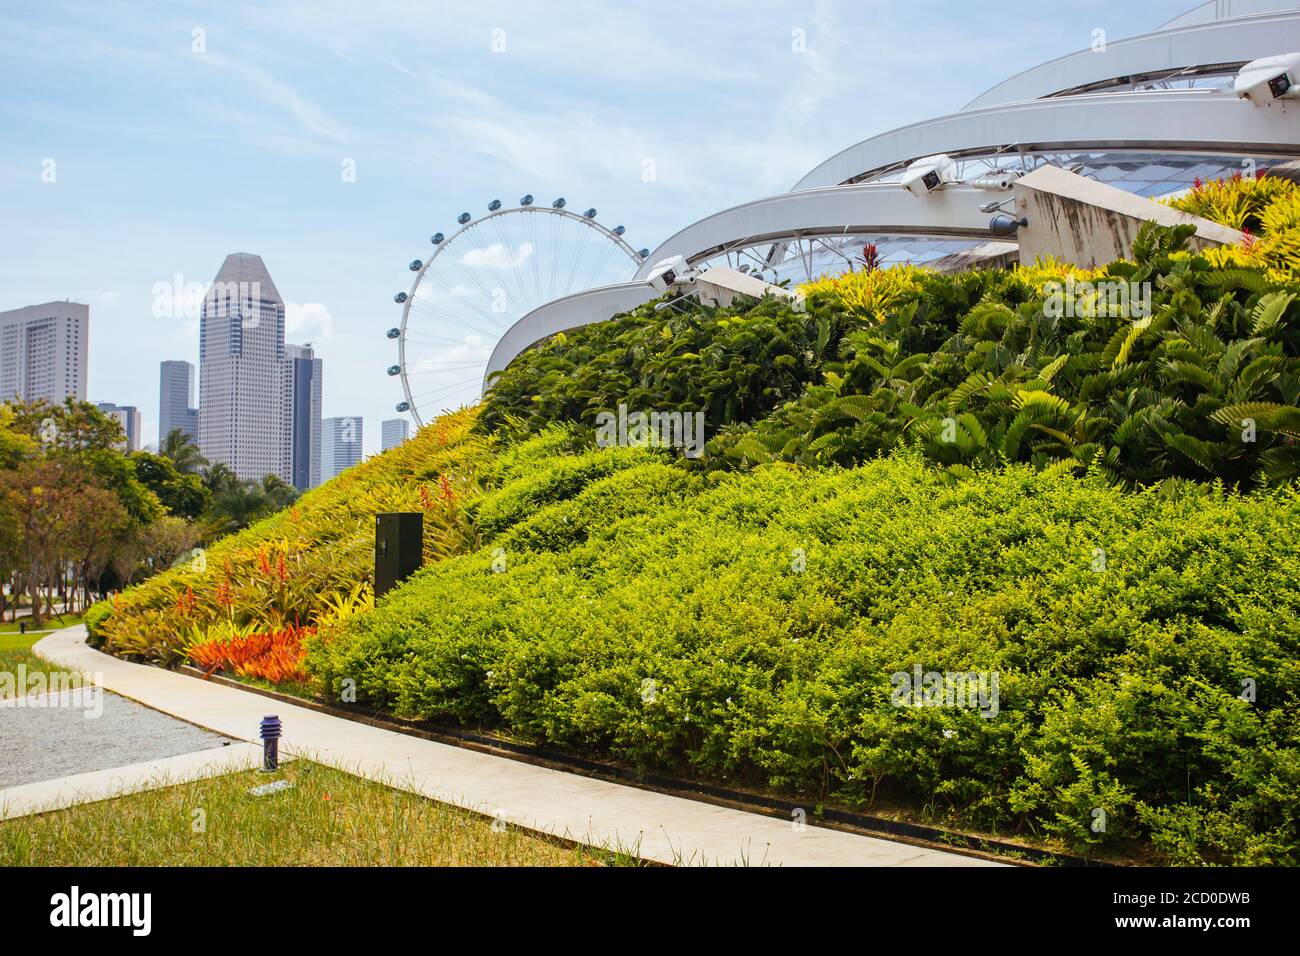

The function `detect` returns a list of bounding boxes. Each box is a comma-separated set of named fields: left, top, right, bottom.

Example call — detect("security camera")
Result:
left=902, top=154, right=957, bottom=197
left=989, top=214, right=1027, bottom=237
left=645, top=255, right=691, bottom=294
left=1234, top=53, right=1300, bottom=106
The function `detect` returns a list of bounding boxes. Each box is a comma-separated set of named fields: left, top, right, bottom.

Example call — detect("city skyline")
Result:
left=0, top=1, right=1189, bottom=456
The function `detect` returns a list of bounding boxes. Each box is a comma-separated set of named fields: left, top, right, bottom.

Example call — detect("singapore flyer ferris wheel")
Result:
left=387, top=196, right=648, bottom=428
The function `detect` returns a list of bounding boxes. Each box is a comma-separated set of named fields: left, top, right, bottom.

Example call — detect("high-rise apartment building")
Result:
left=322, top=416, right=363, bottom=481
left=284, top=343, right=323, bottom=491
left=159, top=359, right=198, bottom=447
left=196, top=254, right=289, bottom=483
left=0, top=301, right=89, bottom=405
left=96, top=402, right=142, bottom=451
left=381, top=417, right=409, bottom=451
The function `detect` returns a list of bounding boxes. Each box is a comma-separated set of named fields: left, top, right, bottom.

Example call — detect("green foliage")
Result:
left=131, top=452, right=209, bottom=520
left=480, top=229, right=1300, bottom=490
left=311, top=435, right=1300, bottom=864
left=479, top=291, right=844, bottom=441
left=92, top=408, right=492, bottom=664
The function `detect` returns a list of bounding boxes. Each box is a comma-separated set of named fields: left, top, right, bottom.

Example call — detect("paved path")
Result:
left=1, top=687, right=234, bottom=789
left=0, top=744, right=263, bottom=821
left=33, top=626, right=1002, bottom=867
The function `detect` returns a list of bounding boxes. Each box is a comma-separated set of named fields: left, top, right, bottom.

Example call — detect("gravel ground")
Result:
left=0, top=688, right=234, bottom=789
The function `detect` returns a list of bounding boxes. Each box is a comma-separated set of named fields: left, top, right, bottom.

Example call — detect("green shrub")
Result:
left=309, top=436, right=1300, bottom=863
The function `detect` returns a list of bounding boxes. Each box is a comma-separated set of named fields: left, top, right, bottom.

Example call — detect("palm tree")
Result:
left=261, top=474, right=299, bottom=510
left=161, top=429, right=208, bottom=473
left=200, top=461, right=238, bottom=495
left=205, top=483, right=270, bottom=537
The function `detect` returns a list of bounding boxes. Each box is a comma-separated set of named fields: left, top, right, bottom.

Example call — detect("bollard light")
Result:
left=260, top=714, right=282, bottom=771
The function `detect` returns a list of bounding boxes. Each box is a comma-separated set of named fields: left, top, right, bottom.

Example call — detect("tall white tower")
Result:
left=0, top=301, right=89, bottom=405
left=197, top=253, right=289, bottom=483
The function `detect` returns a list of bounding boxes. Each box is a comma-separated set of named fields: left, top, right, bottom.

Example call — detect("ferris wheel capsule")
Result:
left=614, top=225, right=625, bottom=236
left=552, top=198, right=566, bottom=209
left=583, top=208, right=597, bottom=219
left=457, top=212, right=471, bottom=224
left=393, top=292, right=408, bottom=303
left=387, top=365, right=401, bottom=376
left=409, top=259, right=422, bottom=271
left=386, top=327, right=400, bottom=339
left=431, top=232, right=444, bottom=244
left=638, top=248, right=650, bottom=259
left=488, top=199, right=502, bottom=211
left=520, top=194, right=534, bottom=206
left=395, top=401, right=410, bottom=413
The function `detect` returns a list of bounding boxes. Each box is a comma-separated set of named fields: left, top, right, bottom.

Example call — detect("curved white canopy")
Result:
left=963, top=11, right=1300, bottom=111
left=793, top=89, right=1300, bottom=191
left=1160, top=0, right=1299, bottom=31
left=475, top=2, right=1300, bottom=395
left=632, top=183, right=991, bottom=280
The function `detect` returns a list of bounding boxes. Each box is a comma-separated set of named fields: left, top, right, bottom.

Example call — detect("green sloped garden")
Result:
left=87, top=174, right=1300, bottom=864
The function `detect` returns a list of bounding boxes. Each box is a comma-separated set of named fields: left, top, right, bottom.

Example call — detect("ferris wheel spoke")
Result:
left=409, top=375, right=485, bottom=402
left=413, top=273, right=510, bottom=331
left=467, top=220, right=526, bottom=320
left=408, top=299, right=503, bottom=339
left=394, top=202, right=642, bottom=427
left=486, top=215, right=532, bottom=316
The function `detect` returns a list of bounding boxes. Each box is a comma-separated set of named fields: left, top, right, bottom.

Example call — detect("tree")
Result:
left=132, top=451, right=209, bottom=519
left=111, top=516, right=199, bottom=586
left=201, top=462, right=239, bottom=495
left=261, top=473, right=299, bottom=510
left=0, top=459, right=85, bottom=626
left=160, top=428, right=207, bottom=473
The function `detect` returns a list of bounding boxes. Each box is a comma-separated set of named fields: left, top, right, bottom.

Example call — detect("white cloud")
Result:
left=460, top=241, right=533, bottom=269
left=286, top=302, right=334, bottom=342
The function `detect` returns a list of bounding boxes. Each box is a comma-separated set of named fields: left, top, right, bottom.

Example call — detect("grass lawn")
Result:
left=0, top=613, right=83, bottom=641
left=0, top=644, right=79, bottom=699
left=0, top=617, right=84, bottom=698
left=0, top=761, right=640, bottom=866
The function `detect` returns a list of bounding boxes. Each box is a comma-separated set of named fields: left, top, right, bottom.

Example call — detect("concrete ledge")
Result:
left=1012, top=164, right=1244, bottom=267
left=0, top=743, right=264, bottom=821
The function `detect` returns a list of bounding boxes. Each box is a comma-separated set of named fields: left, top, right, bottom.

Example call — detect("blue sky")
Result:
left=0, top=0, right=1195, bottom=455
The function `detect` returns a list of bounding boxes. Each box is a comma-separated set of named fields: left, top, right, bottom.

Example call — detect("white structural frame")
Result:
left=963, top=11, right=1300, bottom=110
left=465, top=2, right=1300, bottom=397
left=793, top=88, right=1300, bottom=191
left=398, top=204, right=641, bottom=425
left=1160, top=0, right=1298, bottom=30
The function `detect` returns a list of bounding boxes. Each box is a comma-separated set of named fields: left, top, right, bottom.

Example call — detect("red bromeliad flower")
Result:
left=175, top=586, right=197, bottom=616
left=438, top=473, right=455, bottom=503
left=189, top=624, right=314, bottom=685
left=1242, top=227, right=1256, bottom=252
left=858, top=242, right=882, bottom=272
left=216, top=579, right=232, bottom=607
left=276, top=552, right=288, bottom=584
left=417, top=485, right=434, bottom=510
left=257, top=549, right=272, bottom=577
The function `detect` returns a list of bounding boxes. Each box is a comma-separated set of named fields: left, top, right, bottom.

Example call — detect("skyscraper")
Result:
left=322, top=416, right=363, bottom=481
left=284, top=343, right=323, bottom=491
left=381, top=418, right=409, bottom=451
left=196, top=254, right=289, bottom=483
left=96, top=402, right=142, bottom=451
left=0, top=301, right=89, bottom=405
left=159, top=359, right=198, bottom=447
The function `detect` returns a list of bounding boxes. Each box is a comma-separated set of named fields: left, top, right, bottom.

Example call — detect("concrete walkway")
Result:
left=0, top=743, right=263, bottom=821
left=32, top=626, right=1002, bottom=867
left=1, top=687, right=234, bottom=788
